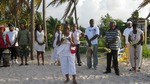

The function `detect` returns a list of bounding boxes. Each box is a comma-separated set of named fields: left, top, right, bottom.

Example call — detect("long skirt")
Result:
left=51, top=46, right=59, bottom=62
left=59, top=55, right=76, bottom=75
left=57, top=44, right=76, bottom=75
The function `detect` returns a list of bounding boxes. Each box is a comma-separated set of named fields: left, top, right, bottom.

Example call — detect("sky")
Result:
left=38, top=0, right=150, bottom=27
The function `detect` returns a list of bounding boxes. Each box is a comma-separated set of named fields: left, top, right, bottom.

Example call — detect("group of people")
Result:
left=0, top=23, right=30, bottom=66
left=0, top=19, right=144, bottom=84
left=0, top=23, right=46, bottom=66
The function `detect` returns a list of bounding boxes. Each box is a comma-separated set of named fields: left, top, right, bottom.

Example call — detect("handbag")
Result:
left=70, top=46, right=76, bottom=54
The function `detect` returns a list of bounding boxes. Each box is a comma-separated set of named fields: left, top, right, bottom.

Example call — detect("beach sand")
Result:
left=0, top=51, right=150, bottom=84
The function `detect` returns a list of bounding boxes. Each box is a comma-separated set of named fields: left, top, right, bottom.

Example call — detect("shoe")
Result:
left=25, top=63, right=29, bottom=65
left=129, top=67, right=135, bottom=71
left=116, top=73, right=120, bottom=76
left=94, top=67, right=97, bottom=70
left=19, top=63, right=23, bottom=66
left=78, top=63, right=81, bottom=66
left=103, top=71, right=111, bottom=74
left=15, top=59, right=18, bottom=64
left=88, top=67, right=92, bottom=69
left=137, top=69, right=141, bottom=72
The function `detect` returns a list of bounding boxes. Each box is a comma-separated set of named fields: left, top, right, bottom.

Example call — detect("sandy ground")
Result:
left=0, top=51, right=150, bottom=84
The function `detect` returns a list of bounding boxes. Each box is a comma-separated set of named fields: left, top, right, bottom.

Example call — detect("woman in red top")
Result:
left=0, top=25, right=11, bottom=65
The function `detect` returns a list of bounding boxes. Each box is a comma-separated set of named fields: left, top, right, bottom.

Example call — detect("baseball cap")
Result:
left=8, top=23, right=14, bottom=27
left=127, top=21, right=132, bottom=24
left=0, top=25, right=5, bottom=30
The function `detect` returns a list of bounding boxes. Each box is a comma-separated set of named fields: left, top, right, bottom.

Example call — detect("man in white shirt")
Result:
left=85, top=19, right=99, bottom=69
left=73, top=24, right=84, bottom=66
left=123, top=21, right=133, bottom=65
left=7, top=24, right=18, bottom=64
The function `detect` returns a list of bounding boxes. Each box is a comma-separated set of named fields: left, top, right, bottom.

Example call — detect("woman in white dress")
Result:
left=34, top=24, right=46, bottom=65
left=57, top=24, right=77, bottom=84
left=128, top=23, right=143, bottom=72
left=51, top=24, right=62, bottom=65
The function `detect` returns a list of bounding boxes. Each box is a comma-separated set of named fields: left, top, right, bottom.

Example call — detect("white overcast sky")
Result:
left=38, top=0, right=150, bottom=27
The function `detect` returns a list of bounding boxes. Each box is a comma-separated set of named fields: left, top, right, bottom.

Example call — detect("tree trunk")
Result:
left=73, top=1, right=78, bottom=29
left=30, top=0, right=34, bottom=60
left=43, top=0, right=48, bottom=49
left=15, top=0, right=19, bottom=28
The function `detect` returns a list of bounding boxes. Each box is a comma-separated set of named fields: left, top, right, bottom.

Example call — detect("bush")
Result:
left=98, top=37, right=106, bottom=47
left=48, top=33, right=53, bottom=48
left=142, top=44, right=150, bottom=58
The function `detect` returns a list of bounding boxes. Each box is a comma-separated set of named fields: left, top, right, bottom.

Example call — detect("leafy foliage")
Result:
left=142, top=45, right=150, bottom=58
left=46, top=16, right=61, bottom=47
left=99, top=13, right=125, bottom=36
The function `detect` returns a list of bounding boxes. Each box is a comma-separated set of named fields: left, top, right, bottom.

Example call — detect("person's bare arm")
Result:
left=85, top=35, right=91, bottom=47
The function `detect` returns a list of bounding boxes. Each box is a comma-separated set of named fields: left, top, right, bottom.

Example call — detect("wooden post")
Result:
left=145, top=20, right=147, bottom=45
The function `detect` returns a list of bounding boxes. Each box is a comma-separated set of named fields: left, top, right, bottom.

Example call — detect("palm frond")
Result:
left=47, top=0, right=58, bottom=7
left=138, top=0, right=150, bottom=10
left=35, top=0, right=42, bottom=10
left=61, top=1, right=73, bottom=20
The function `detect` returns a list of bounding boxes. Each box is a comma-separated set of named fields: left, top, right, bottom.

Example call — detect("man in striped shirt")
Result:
left=103, top=21, right=120, bottom=76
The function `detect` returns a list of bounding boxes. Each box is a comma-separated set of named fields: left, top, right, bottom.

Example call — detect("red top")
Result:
left=0, top=34, right=11, bottom=48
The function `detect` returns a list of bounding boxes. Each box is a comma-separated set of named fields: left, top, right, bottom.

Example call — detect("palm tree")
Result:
left=138, top=0, right=150, bottom=19
left=47, top=0, right=79, bottom=29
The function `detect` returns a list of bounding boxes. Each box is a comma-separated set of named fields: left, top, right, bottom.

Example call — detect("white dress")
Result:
left=34, top=30, right=45, bottom=52
left=57, top=32, right=76, bottom=75
left=51, top=31, right=62, bottom=61
left=129, top=29, right=143, bottom=68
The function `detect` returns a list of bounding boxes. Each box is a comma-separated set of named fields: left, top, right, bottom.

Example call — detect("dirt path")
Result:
left=0, top=51, right=150, bottom=84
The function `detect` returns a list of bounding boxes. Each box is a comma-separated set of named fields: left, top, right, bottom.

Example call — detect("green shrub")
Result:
left=80, top=47, right=86, bottom=54
left=147, top=37, right=150, bottom=44
left=142, top=44, right=150, bottom=58
left=48, top=33, right=53, bottom=48
left=98, top=37, right=106, bottom=47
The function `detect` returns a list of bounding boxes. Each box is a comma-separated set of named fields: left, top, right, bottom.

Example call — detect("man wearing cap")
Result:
left=0, top=25, right=11, bottom=65
left=7, top=24, right=19, bottom=64
left=123, top=21, right=133, bottom=65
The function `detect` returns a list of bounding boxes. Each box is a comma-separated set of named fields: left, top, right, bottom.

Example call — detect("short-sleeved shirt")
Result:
left=123, top=27, right=133, bottom=44
left=73, top=30, right=82, bottom=44
left=85, top=26, right=99, bottom=45
left=105, top=29, right=119, bottom=50
left=7, top=30, right=18, bottom=47
left=18, top=29, right=29, bottom=46
left=129, top=29, right=143, bottom=44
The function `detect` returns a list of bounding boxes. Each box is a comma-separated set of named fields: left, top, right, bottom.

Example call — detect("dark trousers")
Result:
left=8, top=47, right=18, bottom=60
left=0, top=48, right=5, bottom=63
left=76, top=44, right=81, bottom=64
left=106, top=50, right=119, bottom=73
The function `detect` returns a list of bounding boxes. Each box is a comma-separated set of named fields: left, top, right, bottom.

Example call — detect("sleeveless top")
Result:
left=53, top=31, right=62, bottom=47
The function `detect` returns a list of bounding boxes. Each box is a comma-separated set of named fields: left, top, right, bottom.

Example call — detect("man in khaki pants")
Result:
left=123, top=21, right=133, bottom=66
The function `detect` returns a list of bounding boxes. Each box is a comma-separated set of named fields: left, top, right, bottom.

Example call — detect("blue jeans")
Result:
left=87, top=44, right=98, bottom=68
